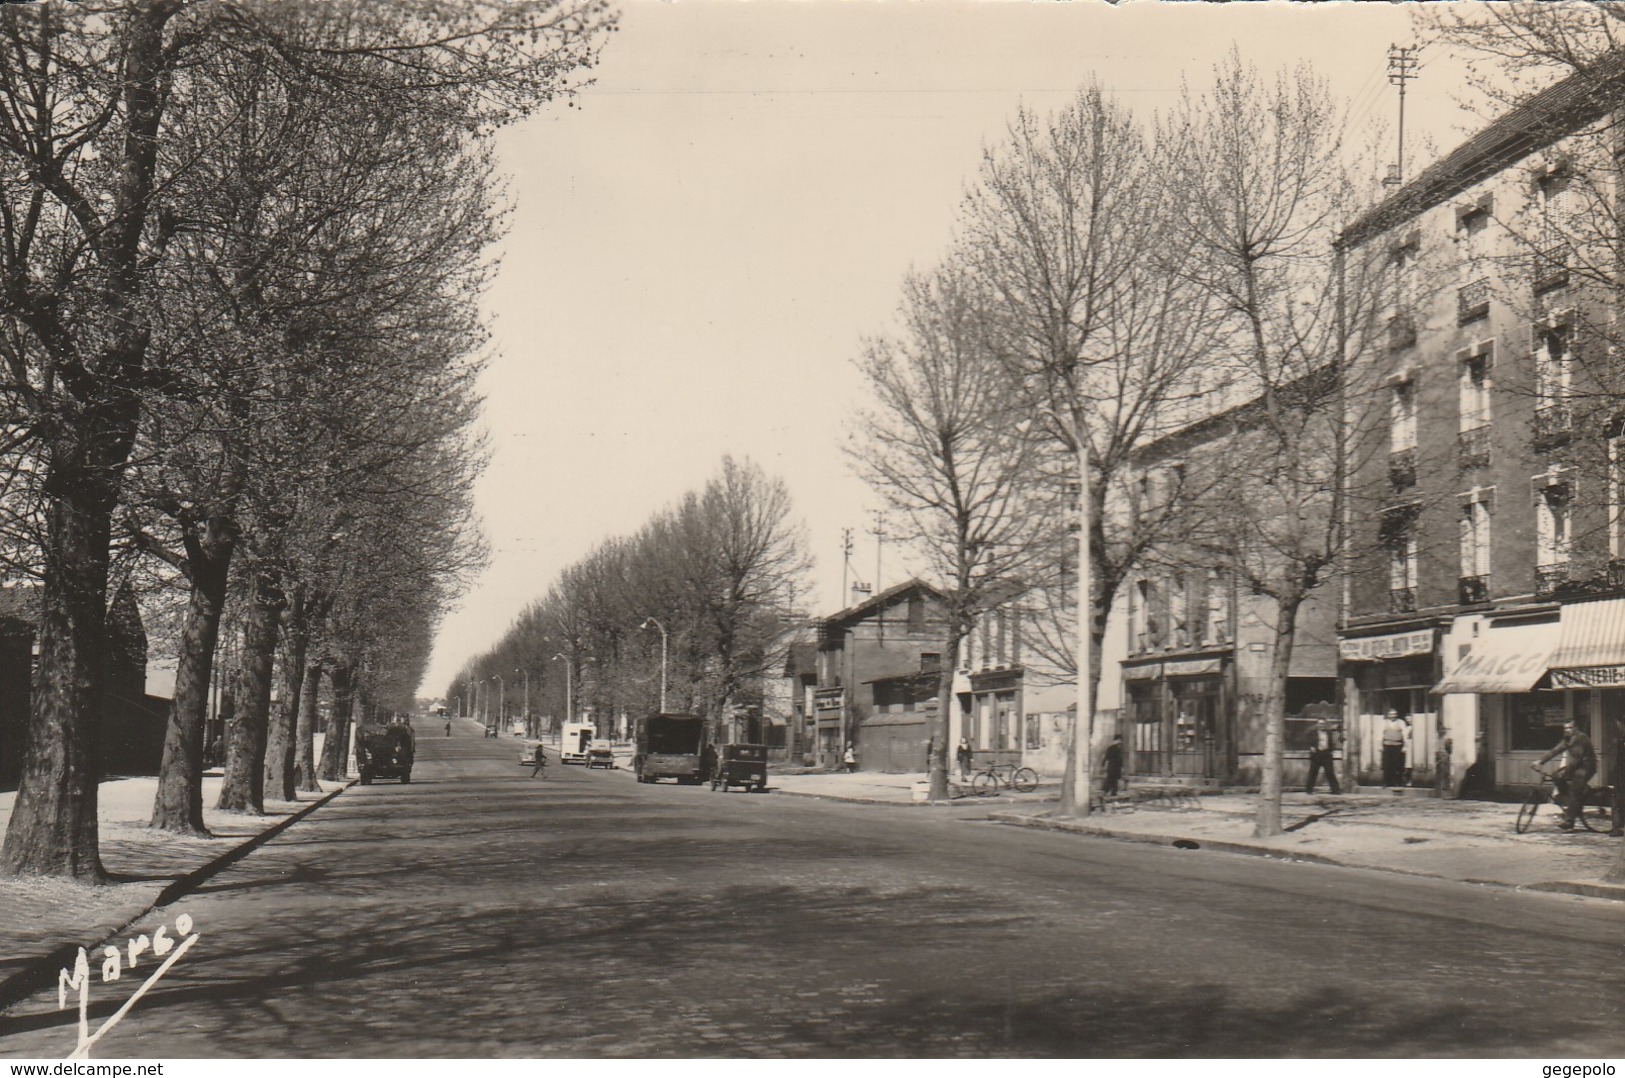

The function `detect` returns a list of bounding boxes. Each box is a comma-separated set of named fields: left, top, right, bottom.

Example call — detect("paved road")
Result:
left=2, top=725, right=1622, bottom=1058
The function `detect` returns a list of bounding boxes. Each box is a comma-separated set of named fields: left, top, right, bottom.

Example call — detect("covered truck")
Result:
left=358, top=722, right=415, bottom=784
left=634, top=713, right=709, bottom=784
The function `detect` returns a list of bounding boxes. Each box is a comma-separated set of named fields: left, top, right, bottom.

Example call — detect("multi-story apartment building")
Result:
left=1338, top=58, right=1625, bottom=794
left=1105, top=400, right=1342, bottom=789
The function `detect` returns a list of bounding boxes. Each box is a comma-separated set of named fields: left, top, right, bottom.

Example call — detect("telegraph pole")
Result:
left=1387, top=45, right=1419, bottom=186
left=840, top=527, right=854, bottom=607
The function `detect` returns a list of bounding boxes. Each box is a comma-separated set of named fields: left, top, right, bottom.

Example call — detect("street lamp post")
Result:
left=519, top=669, right=530, bottom=736
left=640, top=617, right=668, bottom=712
left=551, top=653, right=572, bottom=729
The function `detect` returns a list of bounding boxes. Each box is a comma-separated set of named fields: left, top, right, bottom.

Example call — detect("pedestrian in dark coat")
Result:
left=955, top=738, right=973, bottom=781
left=1103, top=735, right=1124, bottom=797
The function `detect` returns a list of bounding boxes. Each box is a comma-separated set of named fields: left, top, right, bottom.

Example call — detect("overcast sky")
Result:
left=420, top=0, right=1483, bottom=698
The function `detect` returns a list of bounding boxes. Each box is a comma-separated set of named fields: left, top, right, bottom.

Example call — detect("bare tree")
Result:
left=959, top=84, right=1228, bottom=816
left=849, top=265, right=1061, bottom=801
left=1162, top=53, right=1384, bottom=838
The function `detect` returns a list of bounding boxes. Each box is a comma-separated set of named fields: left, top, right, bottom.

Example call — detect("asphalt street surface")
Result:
left=2, top=722, right=1622, bottom=1058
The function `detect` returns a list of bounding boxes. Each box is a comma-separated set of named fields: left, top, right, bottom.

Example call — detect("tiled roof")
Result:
left=0, top=584, right=40, bottom=627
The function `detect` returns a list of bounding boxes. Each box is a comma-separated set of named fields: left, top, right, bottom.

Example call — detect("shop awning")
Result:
left=1433, top=618, right=1559, bottom=694
left=1162, top=656, right=1223, bottom=677
left=1024, top=682, right=1077, bottom=713
left=1548, top=598, right=1625, bottom=688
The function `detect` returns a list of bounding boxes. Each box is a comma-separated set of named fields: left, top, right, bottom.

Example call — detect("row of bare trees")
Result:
left=0, top=0, right=615, bottom=880
left=850, top=54, right=1396, bottom=833
left=452, top=455, right=810, bottom=739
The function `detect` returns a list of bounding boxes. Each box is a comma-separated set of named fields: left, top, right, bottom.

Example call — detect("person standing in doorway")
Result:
left=1306, top=720, right=1341, bottom=795
left=843, top=743, right=857, bottom=773
left=1381, top=709, right=1409, bottom=787
left=956, top=737, right=973, bottom=781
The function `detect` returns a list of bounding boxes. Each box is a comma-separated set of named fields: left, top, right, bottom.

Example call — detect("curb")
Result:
left=986, top=810, right=1625, bottom=902
left=768, top=787, right=1057, bottom=809
left=0, top=780, right=353, bottom=1013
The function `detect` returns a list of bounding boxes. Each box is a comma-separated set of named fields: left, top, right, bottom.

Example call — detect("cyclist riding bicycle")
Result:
left=1532, top=720, right=1597, bottom=831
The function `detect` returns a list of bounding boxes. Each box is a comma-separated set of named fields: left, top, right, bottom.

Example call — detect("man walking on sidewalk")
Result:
left=1306, top=720, right=1341, bottom=795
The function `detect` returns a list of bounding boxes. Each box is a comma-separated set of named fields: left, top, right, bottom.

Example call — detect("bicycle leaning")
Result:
left=1515, top=765, right=1613, bottom=833
left=969, top=761, right=1039, bottom=797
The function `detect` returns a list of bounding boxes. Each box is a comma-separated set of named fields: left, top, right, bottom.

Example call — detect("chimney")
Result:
left=849, top=581, right=872, bottom=606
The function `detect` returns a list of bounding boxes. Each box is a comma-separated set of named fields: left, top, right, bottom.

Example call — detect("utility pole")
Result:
left=1386, top=45, right=1419, bottom=187
left=868, top=510, right=886, bottom=594
left=840, top=527, right=854, bottom=607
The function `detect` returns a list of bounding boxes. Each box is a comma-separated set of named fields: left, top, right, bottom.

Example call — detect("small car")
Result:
left=519, top=741, right=543, bottom=766
left=586, top=740, right=616, bottom=769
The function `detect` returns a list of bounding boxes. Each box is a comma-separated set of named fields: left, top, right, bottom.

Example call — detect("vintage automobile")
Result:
left=709, top=742, right=767, bottom=793
left=585, top=739, right=616, bottom=769
left=518, top=741, right=544, bottom=767
left=359, top=723, right=415, bottom=785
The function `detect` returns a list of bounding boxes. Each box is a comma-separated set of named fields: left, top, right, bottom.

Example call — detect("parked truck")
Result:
left=560, top=721, right=595, bottom=765
left=634, top=713, right=709, bottom=784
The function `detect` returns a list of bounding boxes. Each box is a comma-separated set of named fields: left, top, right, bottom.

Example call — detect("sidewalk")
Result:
left=769, top=768, right=1056, bottom=807
left=769, top=768, right=1625, bottom=900
left=0, top=774, right=347, bottom=1009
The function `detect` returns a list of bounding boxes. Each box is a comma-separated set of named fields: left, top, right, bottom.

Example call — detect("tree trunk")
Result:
left=318, top=663, right=355, bottom=781
left=1254, top=592, right=1302, bottom=839
left=217, top=573, right=284, bottom=813
left=927, top=623, right=965, bottom=803
left=0, top=450, right=124, bottom=879
left=0, top=0, right=180, bottom=881
left=151, top=519, right=234, bottom=833
left=295, top=660, right=323, bottom=793
left=265, top=592, right=306, bottom=802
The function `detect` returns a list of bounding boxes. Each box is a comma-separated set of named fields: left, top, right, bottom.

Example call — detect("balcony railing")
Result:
left=1388, top=446, right=1417, bottom=491
left=1536, top=562, right=1570, bottom=597
left=1533, top=244, right=1569, bottom=294
left=1458, top=574, right=1490, bottom=604
left=1456, top=425, right=1491, bottom=470
left=1388, top=312, right=1418, bottom=352
left=1389, top=586, right=1417, bottom=613
left=1533, top=402, right=1573, bottom=448
left=1457, top=278, right=1490, bottom=324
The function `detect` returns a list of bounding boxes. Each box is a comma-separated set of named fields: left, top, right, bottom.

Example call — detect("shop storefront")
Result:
left=1433, top=614, right=1559, bottom=790
left=1122, top=656, right=1228, bottom=781
left=1539, top=599, right=1624, bottom=793
left=1339, top=628, right=1439, bottom=787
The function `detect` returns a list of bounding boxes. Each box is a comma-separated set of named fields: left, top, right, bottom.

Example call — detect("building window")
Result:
left=1535, top=170, right=1572, bottom=292
left=1389, top=528, right=1418, bottom=612
left=1611, top=432, right=1625, bottom=561
left=1391, top=378, right=1417, bottom=453
left=1459, top=496, right=1491, bottom=601
left=1535, top=476, right=1573, bottom=590
left=1204, top=570, right=1230, bottom=646
left=1535, top=322, right=1573, bottom=406
left=907, top=594, right=925, bottom=634
left=1459, top=346, right=1492, bottom=431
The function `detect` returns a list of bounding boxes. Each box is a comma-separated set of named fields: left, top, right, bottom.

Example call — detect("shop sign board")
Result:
left=1339, top=629, right=1433, bottom=662
left=1551, top=665, right=1625, bottom=688
left=813, top=687, right=845, bottom=711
